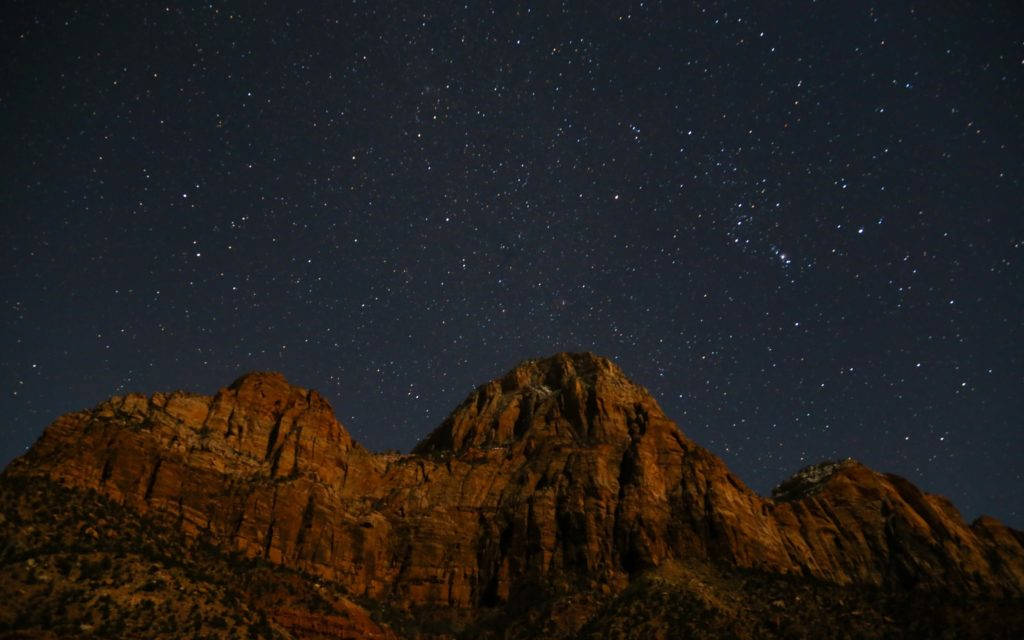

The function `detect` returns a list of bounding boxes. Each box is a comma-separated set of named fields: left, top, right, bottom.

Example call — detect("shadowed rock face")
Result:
left=5, top=352, right=1024, bottom=618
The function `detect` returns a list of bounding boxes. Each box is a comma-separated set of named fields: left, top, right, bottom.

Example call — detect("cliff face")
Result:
left=4, top=353, right=1024, bottom=632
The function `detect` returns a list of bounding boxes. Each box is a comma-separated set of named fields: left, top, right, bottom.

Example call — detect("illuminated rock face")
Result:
left=6, top=352, right=1024, bottom=616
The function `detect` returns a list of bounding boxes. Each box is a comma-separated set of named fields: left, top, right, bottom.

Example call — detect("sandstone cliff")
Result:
left=3, top=352, right=1023, bottom=637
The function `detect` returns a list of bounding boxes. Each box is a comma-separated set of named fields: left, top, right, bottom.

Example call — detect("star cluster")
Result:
left=2, top=2, right=1021, bottom=526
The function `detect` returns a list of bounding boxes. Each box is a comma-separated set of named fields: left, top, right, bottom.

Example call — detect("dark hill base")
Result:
left=2, top=475, right=1022, bottom=640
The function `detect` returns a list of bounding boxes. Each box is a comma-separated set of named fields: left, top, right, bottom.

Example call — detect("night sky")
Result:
left=3, top=2, right=1022, bottom=527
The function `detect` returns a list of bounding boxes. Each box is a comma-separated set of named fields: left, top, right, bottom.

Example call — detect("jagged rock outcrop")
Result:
left=4, top=352, right=1023, bottom=635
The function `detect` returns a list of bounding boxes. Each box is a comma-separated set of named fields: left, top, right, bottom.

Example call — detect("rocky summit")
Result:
left=1, top=352, right=1022, bottom=639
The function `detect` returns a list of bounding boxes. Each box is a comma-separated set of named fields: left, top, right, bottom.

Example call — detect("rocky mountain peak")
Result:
left=496, top=351, right=632, bottom=392
left=770, top=458, right=861, bottom=502
left=412, top=352, right=666, bottom=455
left=206, top=370, right=354, bottom=476
left=228, top=369, right=293, bottom=390
left=7, top=370, right=355, bottom=502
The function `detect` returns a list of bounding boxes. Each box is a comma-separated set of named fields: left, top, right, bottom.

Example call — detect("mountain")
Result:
left=2, top=352, right=1022, bottom=638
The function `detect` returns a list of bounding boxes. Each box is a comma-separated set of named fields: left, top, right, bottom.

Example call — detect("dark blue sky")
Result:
left=3, top=1, right=1022, bottom=527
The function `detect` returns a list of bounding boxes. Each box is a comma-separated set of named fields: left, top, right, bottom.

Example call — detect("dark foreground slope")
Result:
left=0, top=475, right=396, bottom=639
left=2, top=352, right=1023, bottom=638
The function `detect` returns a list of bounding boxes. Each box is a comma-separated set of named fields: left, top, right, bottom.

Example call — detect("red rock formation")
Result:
left=5, top=352, right=1024, bottom=621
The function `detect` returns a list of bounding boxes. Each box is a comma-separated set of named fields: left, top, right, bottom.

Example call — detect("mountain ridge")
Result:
left=2, top=352, right=1022, bottom=638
